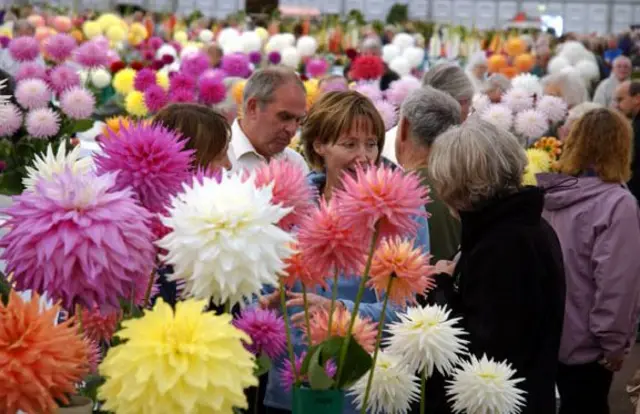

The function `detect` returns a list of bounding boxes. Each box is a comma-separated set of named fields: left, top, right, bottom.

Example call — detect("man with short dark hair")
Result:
left=613, top=80, right=640, bottom=200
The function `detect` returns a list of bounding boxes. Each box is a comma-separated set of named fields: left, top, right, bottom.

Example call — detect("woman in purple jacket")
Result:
left=538, top=108, right=640, bottom=414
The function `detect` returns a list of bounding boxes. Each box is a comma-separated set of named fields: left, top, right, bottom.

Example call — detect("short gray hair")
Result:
left=361, top=37, right=382, bottom=53
left=428, top=118, right=527, bottom=211
left=421, top=63, right=474, bottom=103
left=483, top=74, right=511, bottom=94
left=243, top=67, right=305, bottom=112
left=541, top=72, right=588, bottom=108
left=566, top=102, right=602, bottom=124
left=400, top=86, right=461, bottom=147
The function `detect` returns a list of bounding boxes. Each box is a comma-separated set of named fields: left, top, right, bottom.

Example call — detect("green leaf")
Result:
left=78, top=373, right=104, bottom=402
left=254, top=353, right=272, bottom=377
left=332, top=335, right=373, bottom=389
left=300, top=344, right=320, bottom=377
left=0, top=271, right=12, bottom=306
left=69, top=119, right=95, bottom=134
left=308, top=347, right=334, bottom=390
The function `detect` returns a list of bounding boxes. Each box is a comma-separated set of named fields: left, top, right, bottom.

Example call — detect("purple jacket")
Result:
left=537, top=173, right=640, bottom=365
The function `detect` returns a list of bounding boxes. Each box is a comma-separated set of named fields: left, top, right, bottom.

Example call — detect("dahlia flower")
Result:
left=81, top=307, right=121, bottom=344
left=385, top=305, right=468, bottom=377
left=156, top=71, right=170, bottom=90
left=85, top=338, right=101, bottom=373
left=472, top=93, right=491, bottom=115
left=25, top=108, right=60, bottom=138
left=351, top=55, right=385, bottom=81
left=99, top=299, right=257, bottom=413
left=305, top=306, right=378, bottom=353
left=0, top=291, right=89, bottom=414
left=133, top=68, right=157, bottom=91
left=385, top=77, right=422, bottom=107
left=233, top=307, right=286, bottom=359
left=221, top=53, right=251, bottom=78
left=447, top=355, right=526, bottom=414
left=95, top=121, right=193, bottom=213
left=297, top=197, right=368, bottom=279
left=248, top=50, right=262, bottom=64
left=16, top=62, right=47, bottom=82
left=0, top=103, right=23, bottom=137
left=144, top=84, right=169, bottom=113
left=536, top=95, right=568, bottom=123
left=514, top=109, right=549, bottom=140
left=90, top=68, right=112, bottom=89
left=198, top=76, right=226, bottom=105
left=502, top=88, right=534, bottom=112
left=251, top=158, right=314, bottom=231
left=171, top=87, right=195, bottom=103
left=112, top=67, right=136, bottom=95
left=353, top=82, right=384, bottom=102
left=157, top=172, right=294, bottom=307
left=511, top=73, right=542, bottom=97
left=102, top=115, right=133, bottom=136
left=523, top=148, right=553, bottom=186
left=348, top=352, right=420, bottom=414
left=60, top=86, right=95, bottom=119
left=279, top=351, right=337, bottom=391
left=374, top=99, right=398, bottom=131
left=335, top=164, right=428, bottom=240
left=73, top=40, right=108, bottom=68
left=369, top=237, right=434, bottom=307
left=480, top=104, right=513, bottom=132
left=268, top=51, right=281, bottom=64
left=15, top=78, right=51, bottom=110
left=47, top=64, right=81, bottom=95
left=282, top=244, right=328, bottom=290
left=8, top=36, right=40, bottom=62
left=124, top=90, right=148, bottom=117
left=306, top=58, right=329, bottom=78
left=43, top=33, right=77, bottom=62
left=181, top=52, right=210, bottom=78
left=533, top=136, right=563, bottom=159
left=23, top=141, right=93, bottom=190
left=169, top=72, right=196, bottom=92
left=0, top=169, right=156, bottom=311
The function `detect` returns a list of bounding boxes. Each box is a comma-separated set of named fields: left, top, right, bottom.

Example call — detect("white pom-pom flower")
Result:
left=403, top=46, right=425, bottom=68
left=157, top=172, right=295, bottom=307
left=281, top=33, right=296, bottom=47
left=265, top=34, right=288, bottom=53
left=374, top=99, right=398, bottom=131
left=217, top=27, right=241, bottom=50
left=536, top=95, right=568, bottom=123
left=447, top=354, right=526, bottom=414
left=180, top=44, right=200, bottom=59
left=392, top=33, right=415, bottom=52
left=296, top=35, right=318, bottom=57
left=241, top=31, right=262, bottom=53
left=156, top=44, right=178, bottom=60
left=472, top=94, right=491, bottom=115
left=515, top=109, right=549, bottom=140
left=281, top=47, right=300, bottom=69
left=547, top=56, right=570, bottom=74
left=385, top=305, right=468, bottom=377
left=198, top=29, right=214, bottom=43
left=389, top=56, right=412, bottom=77
left=90, top=68, right=112, bottom=89
left=23, top=141, right=93, bottom=190
left=559, top=41, right=590, bottom=65
left=382, top=44, right=400, bottom=64
left=502, top=88, right=534, bottom=112
left=348, top=352, right=420, bottom=414
left=481, top=104, right=514, bottom=132
left=510, top=74, right=542, bottom=97
left=575, top=59, right=600, bottom=84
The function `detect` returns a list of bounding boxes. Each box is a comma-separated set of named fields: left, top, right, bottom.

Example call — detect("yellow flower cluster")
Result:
left=523, top=148, right=552, bottom=186
left=125, top=91, right=148, bottom=118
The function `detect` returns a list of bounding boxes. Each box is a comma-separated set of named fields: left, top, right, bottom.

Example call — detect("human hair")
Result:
left=629, top=81, right=640, bottom=97
left=421, top=63, right=474, bottom=103
left=613, top=55, right=632, bottom=68
left=153, top=103, right=230, bottom=168
left=559, top=108, right=632, bottom=183
left=483, top=74, right=511, bottom=94
left=301, top=90, right=386, bottom=170
left=361, top=37, right=382, bottom=53
left=541, top=72, right=588, bottom=108
left=318, top=74, right=347, bottom=88
left=400, top=86, right=461, bottom=148
left=566, top=102, right=602, bottom=124
left=242, top=66, right=305, bottom=113
left=428, top=118, right=527, bottom=211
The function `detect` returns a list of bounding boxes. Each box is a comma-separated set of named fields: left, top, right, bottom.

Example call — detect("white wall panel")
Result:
left=497, top=1, right=518, bottom=25
left=409, top=0, right=429, bottom=20
left=344, top=0, right=363, bottom=13
left=546, top=2, right=564, bottom=17
left=453, top=0, right=474, bottom=27
left=633, top=5, right=640, bottom=24
left=564, top=3, right=587, bottom=33
left=322, top=0, right=342, bottom=14
left=521, top=2, right=541, bottom=18
left=588, top=4, right=608, bottom=35
left=363, top=0, right=388, bottom=21
left=432, top=0, right=453, bottom=24
left=612, top=4, right=633, bottom=33
left=475, top=1, right=497, bottom=30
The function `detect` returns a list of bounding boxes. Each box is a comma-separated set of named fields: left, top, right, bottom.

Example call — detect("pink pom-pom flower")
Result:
left=47, top=64, right=81, bottom=95
left=15, top=78, right=51, bottom=110
left=232, top=308, right=286, bottom=359
left=171, top=88, right=195, bottom=103
left=133, top=68, right=157, bottom=92
left=353, top=82, right=383, bottom=102
left=306, top=58, right=329, bottom=78
left=0, top=168, right=156, bottom=312
left=95, top=121, right=195, bottom=213
left=536, top=95, right=568, bottom=124
left=144, top=84, right=169, bottom=113
left=180, top=52, right=210, bottom=78
left=60, top=86, right=95, bottom=120
left=169, top=72, right=195, bottom=93
left=198, top=77, right=226, bottom=105
left=514, top=109, right=549, bottom=140
left=43, top=33, right=77, bottom=62
left=221, top=53, right=251, bottom=78
left=374, top=99, right=398, bottom=131
left=25, top=108, right=60, bottom=138
left=8, top=36, right=40, bottom=62
left=73, top=40, right=108, bottom=68
left=0, top=103, right=24, bottom=137
left=502, top=87, right=534, bottom=113
left=15, top=62, right=47, bottom=82
left=386, top=77, right=422, bottom=107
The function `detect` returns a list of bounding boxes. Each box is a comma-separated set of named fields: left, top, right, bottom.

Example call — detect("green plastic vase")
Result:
left=292, top=387, right=345, bottom=414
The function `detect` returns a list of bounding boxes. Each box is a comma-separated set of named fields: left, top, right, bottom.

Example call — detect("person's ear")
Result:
left=398, top=117, right=410, bottom=144
left=244, top=97, right=258, bottom=119
left=313, top=140, right=327, bottom=157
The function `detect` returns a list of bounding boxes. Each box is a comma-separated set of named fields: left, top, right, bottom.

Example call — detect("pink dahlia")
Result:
left=268, top=51, right=281, bottom=65
left=198, top=76, right=226, bottom=105
left=182, top=166, right=223, bottom=189
left=85, top=339, right=101, bottom=374
left=171, top=87, right=195, bottom=103
left=47, top=64, right=81, bottom=95
left=60, top=87, right=95, bottom=119
left=279, top=352, right=337, bottom=391
left=180, top=52, right=210, bottom=78
left=8, top=36, right=40, bottom=62
left=232, top=308, right=286, bottom=359
left=335, top=164, right=429, bottom=240
left=250, top=158, right=314, bottom=231
left=354, top=82, right=383, bottom=102
left=221, top=53, right=251, bottom=78
left=0, top=103, right=23, bottom=136
left=16, top=62, right=47, bottom=82
left=200, top=68, right=226, bottom=82
left=386, top=77, right=422, bottom=107
left=133, top=68, right=157, bottom=92
left=144, top=84, right=168, bottom=113
left=0, top=169, right=156, bottom=312
left=169, top=72, right=195, bottom=93
left=15, top=78, right=51, bottom=110
left=95, top=122, right=195, bottom=213
left=43, top=33, right=77, bottom=62
left=306, top=58, right=329, bottom=78
left=73, top=40, right=108, bottom=68
left=248, top=51, right=262, bottom=65
left=374, top=99, right=398, bottom=131
left=502, top=87, right=534, bottom=113
left=514, top=109, right=549, bottom=140
left=148, top=36, right=163, bottom=50
left=297, top=197, right=368, bottom=278
left=25, top=108, right=60, bottom=138
left=81, top=307, right=121, bottom=343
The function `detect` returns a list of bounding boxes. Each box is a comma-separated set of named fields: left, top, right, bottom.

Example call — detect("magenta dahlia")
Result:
left=73, top=40, right=108, bottom=68
left=47, top=64, right=81, bottom=95
left=143, top=84, right=168, bottom=113
left=221, top=53, right=251, bottom=78
left=148, top=36, right=163, bottom=50
left=248, top=51, right=262, bottom=65
left=15, top=62, right=47, bottom=82
left=170, top=88, right=195, bottom=103
left=43, top=33, right=77, bottom=62
left=8, top=36, right=40, bottom=62
left=306, top=58, right=329, bottom=78
left=94, top=122, right=195, bottom=213
left=60, top=87, right=95, bottom=120
left=180, top=52, right=210, bottom=78
left=0, top=168, right=156, bottom=312
left=133, top=68, right=157, bottom=92
left=198, top=77, right=226, bottom=105
left=169, top=72, right=195, bottom=93
left=232, top=308, right=286, bottom=359
left=268, top=51, right=281, bottom=65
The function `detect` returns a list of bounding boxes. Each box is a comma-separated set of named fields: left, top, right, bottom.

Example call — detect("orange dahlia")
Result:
left=0, top=291, right=89, bottom=414
left=305, top=306, right=377, bottom=353
left=533, top=136, right=562, bottom=159
left=103, top=115, right=132, bottom=137
left=368, top=237, right=435, bottom=307
left=283, top=243, right=328, bottom=290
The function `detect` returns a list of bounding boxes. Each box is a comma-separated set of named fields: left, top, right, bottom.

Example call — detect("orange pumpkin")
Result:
left=514, top=53, right=535, bottom=73
left=499, top=66, right=519, bottom=79
left=505, top=37, right=527, bottom=57
left=487, top=54, right=508, bottom=73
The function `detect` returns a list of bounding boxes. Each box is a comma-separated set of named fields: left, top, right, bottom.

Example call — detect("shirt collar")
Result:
left=231, top=119, right=264, bottom=161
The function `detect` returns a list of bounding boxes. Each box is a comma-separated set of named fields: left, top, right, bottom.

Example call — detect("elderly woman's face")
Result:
left=472, top=63, right=488, bottom=80
left=486, top=88, right=502, bottom=103
left=543, top=82, right=563, bottom=99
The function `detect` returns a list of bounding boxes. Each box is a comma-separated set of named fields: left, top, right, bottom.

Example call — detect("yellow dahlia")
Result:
left=523, top=148, right=552, bottom=186
left=103, top=116, right=132, bottom=136
left=156, top=72, right=169, bottom=91
left=125, top=90, right=148, bottom=117
left=112, top=67, right=137, bottom=95
left=99, top=298, right=257, bottom=414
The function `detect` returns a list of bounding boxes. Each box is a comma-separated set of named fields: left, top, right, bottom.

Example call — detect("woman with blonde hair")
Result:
left=538, top=108, right=640, bottom=414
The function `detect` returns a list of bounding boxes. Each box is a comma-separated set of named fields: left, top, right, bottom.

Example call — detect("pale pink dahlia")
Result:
left=502, top=88, right=534, bottom=113
left=73, top=40, right=108, bottom=68
left=385, top=77, right=422, bottom=107
left=25, top=108, right=60, bottom=139
left=279, top=352, right=337, bottom=391
left=354, top=82, right=383, bottom=102
left=95, top=122, right=195, bottom=213
left=43, top=33, right=77, bottom=62
left=514, top=109, right=549, bottom=140
left=198, top=77, right=226, bottom=105
left=374, top=99, right=398, bottom=131
left=8, top=36, right=40, bottom=62
left=536, top=95, right=568, bottom=124
left=15, top=78, right=51, bottom=110
left=0, top=169, right=156, bottom=312
left=47, top=64, right=81, bottom=95
left=60, top=87, right=95, bottom=120
left=16, top=62, right=47, bottom=82
left=144, top=85, right=168, bottom=113
left=0, top=103, right=24, bottom=136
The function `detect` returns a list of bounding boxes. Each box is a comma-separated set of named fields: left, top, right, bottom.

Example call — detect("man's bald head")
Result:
left=613, top=80, right=640, bottom=118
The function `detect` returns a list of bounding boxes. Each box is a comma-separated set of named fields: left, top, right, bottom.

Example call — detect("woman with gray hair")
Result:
left=483, top=74, right=511, bottom=103
left=422, top=62, right=475, bottom=120
left=465, top=52, right=489, bottom=93
left=542, top=72, right=589, bottom=109
left=423, top=118, right=566, bottom=414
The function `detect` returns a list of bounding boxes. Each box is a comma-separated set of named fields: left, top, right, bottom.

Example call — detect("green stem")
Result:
left=336, top=225, right=380, bottom=385
left=360, top=277, right=393, bottom=414
left=327, top=270, right=339, bottom=338
left=420, top=369, right=427, bottom=414
left=301, top=285, right=312, bottom=348
left=143, top=270, right=156, bottom=308
left=224, top=301, right=231, bottom=314
left=280, top=280, right=299, bottom=385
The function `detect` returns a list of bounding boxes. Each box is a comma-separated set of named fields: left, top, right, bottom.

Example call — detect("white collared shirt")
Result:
left=228, top=119, right=310, bottom=175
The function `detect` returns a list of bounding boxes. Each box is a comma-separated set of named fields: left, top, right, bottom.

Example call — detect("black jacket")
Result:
left=627, top=116, right=640, bottom=202
left=415, top=187, right=566, bottom=414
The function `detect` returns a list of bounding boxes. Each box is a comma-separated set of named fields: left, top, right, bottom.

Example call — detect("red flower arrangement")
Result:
left=130, top=61, right=144, bottom=71
left=109, top=60, right=126, bottom=74
left=350, top=55, right=385, bottom=81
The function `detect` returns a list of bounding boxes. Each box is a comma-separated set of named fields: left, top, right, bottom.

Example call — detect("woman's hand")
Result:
left=287, top=292, right=334, bottom=326
left=435, top=260, right=456, bottom=275
left=259, top=289, right=280, bottom=310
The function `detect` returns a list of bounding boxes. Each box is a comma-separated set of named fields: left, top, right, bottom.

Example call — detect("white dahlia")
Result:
left=536, top=95, right=568, bottom=124
left=23, top=141, right=93, bottom=190
left=510, top=73, right=542, bottom=97
left=471, top=93, right=491, bottom=115
left=480, top=104, right=513, bottom=132
left=90, top=68, right=112, bottom=89
left=157, top=171, right=295, bottom=307
left=514, top=109, right=549, bottom=140
left=502, top=88, right=534, bottom=113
